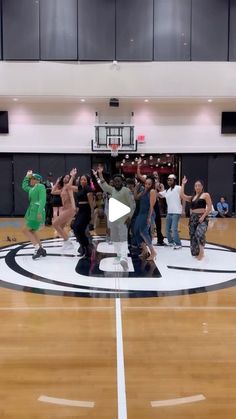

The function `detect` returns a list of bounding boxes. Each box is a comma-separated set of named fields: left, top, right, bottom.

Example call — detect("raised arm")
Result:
left=137, top=158, right=147, bottom=183
left=93, top=167, right=113, bottom=194
left=51, top=178, right=62, bottom=195
left=180, top=176, right=192, bottom=202
left=22, top=170, right=33, bottom=193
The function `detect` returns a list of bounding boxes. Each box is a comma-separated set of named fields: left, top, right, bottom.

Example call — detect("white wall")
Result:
left=1, top=61, right=236, bottom=98
left=0, top=100, right=236, bottom=153
left=1, top=60, right=236, bottom=153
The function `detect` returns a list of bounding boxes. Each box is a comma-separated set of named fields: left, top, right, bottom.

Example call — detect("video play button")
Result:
left=108, top=198, right=131, bottom=222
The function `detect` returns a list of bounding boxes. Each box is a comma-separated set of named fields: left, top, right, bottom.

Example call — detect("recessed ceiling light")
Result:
left=13, top=98, right=18, bottom=102
left=208, top=99, right=213, bottom=103
left=80, top=99, right=85, bottom=102
left=144, top=99, right=149, bottom=103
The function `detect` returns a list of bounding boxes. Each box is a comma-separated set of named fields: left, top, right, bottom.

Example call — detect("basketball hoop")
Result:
left=110, top=143, right=119, bottom=157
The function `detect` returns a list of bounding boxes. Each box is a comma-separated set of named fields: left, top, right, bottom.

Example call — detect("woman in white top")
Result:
left=159, top=174, right=182, bottom=249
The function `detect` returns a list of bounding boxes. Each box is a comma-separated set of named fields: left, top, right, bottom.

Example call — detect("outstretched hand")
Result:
left=137, top=157, right=142, bottom=166
left=182, top=175, right=188, bottom=185
left=92, top=169, right=97, bottom=177
left=26, top=170, right=33, bottom=177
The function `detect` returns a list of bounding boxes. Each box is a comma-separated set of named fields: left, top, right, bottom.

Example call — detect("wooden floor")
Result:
left=0, top=217, right=236, bottom=418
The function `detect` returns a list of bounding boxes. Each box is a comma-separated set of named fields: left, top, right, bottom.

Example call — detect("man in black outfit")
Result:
left=153, top=171, right=165, bottom=245
left=43, top=172, right=53, bottom=226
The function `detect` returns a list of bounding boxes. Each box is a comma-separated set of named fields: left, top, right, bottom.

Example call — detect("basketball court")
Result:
left=0, top=216, right=236, bottom=418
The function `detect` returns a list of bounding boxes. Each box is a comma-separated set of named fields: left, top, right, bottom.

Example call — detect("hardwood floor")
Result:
left=0, top=217, right=235, bottom=418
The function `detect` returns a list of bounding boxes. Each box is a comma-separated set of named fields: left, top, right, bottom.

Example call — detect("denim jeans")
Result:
left=166, top=213, right=181, bottom=246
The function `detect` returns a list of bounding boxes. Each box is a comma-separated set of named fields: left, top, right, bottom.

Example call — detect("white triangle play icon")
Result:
left=109, top=198, right=131, bottom=222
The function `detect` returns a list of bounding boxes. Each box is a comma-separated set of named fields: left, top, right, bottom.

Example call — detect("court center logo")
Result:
left=0, top=237, right=236, bottom=298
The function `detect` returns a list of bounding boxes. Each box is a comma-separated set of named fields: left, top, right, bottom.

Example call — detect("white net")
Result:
left=110, top=144, right=119, bottom=157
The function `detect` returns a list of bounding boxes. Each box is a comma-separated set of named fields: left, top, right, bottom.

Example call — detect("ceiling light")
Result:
left=13, top=98, right=18, bottom=102
left=207, top=99, right=213, bottom=103
left=144, top=99, right=149, bottom=103
left=80, top=99, right=85, bottom=102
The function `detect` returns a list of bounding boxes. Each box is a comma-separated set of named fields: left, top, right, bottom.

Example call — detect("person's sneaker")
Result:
left=62, top=240, right=74, bottom=250
left=157, top=242, right=166, bottom=246
left=113, top=256, right=121, bottom=265
left=32, top=246, right=47, bottom=260
left=173, top=245, right=182, bottom=250
left=167, top=242, right=175, bottom=247
left=120, top=258, right=129, bottom=271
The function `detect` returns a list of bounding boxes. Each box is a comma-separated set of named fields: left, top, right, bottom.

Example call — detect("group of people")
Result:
left=22, top=161, right=223, bottom=265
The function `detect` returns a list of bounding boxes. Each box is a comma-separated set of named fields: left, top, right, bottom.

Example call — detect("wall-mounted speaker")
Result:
left=0, top=111, right=9, bottom=134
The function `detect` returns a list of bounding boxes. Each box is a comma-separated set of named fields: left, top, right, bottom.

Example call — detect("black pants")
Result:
left=72, top=205, right=91, bottom=247
left=154, top=202, right=164, bottom=244
left=45, top=201, right=53, bottom=225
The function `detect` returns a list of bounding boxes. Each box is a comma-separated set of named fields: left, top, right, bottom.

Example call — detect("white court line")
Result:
left=116, top=298, right=127, bottom=419
left=151, top=394, right=206, bottom=407
left=122, top=306, right=236, bottom=311
left=38, top=395, right=94, bottom=408
left=0, top=306, right=113, bottom=311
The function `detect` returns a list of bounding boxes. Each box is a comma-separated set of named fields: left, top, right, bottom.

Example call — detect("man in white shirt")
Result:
left=159, top=174, right=182, bottom=249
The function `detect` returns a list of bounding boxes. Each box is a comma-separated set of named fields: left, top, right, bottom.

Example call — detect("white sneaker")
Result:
left=62, top=240, right=74, bottom=250
left=120, top=258, right=129, bottom=271
left=173, top=245, right=182, bottom=250
left=167, top=242, right=175, bottom=247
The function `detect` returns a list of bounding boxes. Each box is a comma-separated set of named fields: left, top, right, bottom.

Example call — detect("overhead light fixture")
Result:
left=80, top=99, right=85, bottom=102
left=207, top=99, right=213, bottom=103
left=13, top=98, right=18, bottom=102
left=144, top=99, right=149, bottom=103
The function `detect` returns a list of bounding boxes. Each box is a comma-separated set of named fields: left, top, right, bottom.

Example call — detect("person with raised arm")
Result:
left=137, top=159, right=165, bottom=246
left=69, top=169, right=95, bottom=259
left=158, top=174, right=183, bottom=249
left=22, top=170, right=47, bottom=260
left=181, top=176, right=212, bottom=260
left=93, top=166, right=135, bottom=271
left=51, top=170, right=76, bottom=251
left=133, top=159, right=157, bottom=261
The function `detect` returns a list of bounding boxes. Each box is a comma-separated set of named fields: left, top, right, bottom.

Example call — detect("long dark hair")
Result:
left=79, top=174, right=91, bottom=188
left=146, top=175, right=156, bottom=190
left=58, top=175, right=71, bottom=189
left=141, top=176, right=156, bottom=197
left=191, top=179, right=204, bottom=201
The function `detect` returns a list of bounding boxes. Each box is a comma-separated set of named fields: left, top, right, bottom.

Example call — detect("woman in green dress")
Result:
left=22, top=170, right=47, bottom=260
